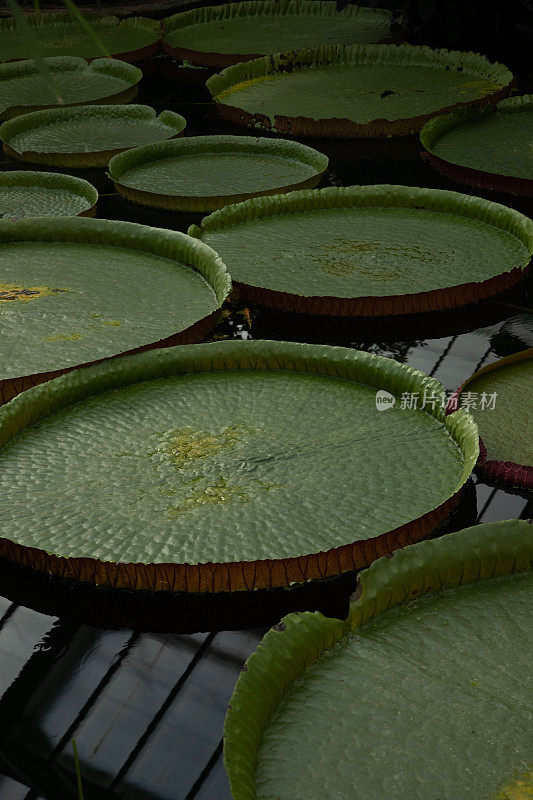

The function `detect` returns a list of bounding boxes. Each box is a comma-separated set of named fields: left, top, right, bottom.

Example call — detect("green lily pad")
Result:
left=207, top=44, right=513, bottom=138
left=188, top=186, right=533, bottom=317
left=0, top=340, right=478, bottom=592
left=163, top=1, right=393, bottom=68
left=0, top=104, right=187, bottom=168
left=0, top=13, right=161, bottom=63
left=455, top=349, right=532, bottom=488
left=108, top=135, right=328, bottom=212
left=0, top=171, right=97, bottom=218
left=224, top=518, right=533, bottom=800
left=0, top=56, right=142, bottom=120
left=0, top=217, right=230, bottom=398
left=421, top=95, right=533, bottom=196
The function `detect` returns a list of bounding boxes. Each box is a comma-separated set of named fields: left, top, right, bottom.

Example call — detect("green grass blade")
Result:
left=5, top=0, right=61, bottom=101
left=72, top=739, right=85, bottom=800
left=62, top=0, right=110, bottom=57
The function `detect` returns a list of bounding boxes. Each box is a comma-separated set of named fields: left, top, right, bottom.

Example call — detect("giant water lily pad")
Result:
left=0, top=340, right=478, bottom=591
left=108, top=135, right=328, bottom=212
left=207, top=44, right=513, bottom=138
left=0, top=171, right=97, bottom=218
left=224, top=519, right=533, bottom=800
left=163, top=1, right=393, bottom=68
left=0, top=57, right=142, bottom=121
left=189, top=186, right=533, bottom=316
left=0, top=217, right=230, bottom=403
left=454, top=349, right=532, bottom=489
left=421, top=95, right=533, bottom=197
left=0, top=13, right=161, bottom=63
left=0, top=104, right=187, bottom=168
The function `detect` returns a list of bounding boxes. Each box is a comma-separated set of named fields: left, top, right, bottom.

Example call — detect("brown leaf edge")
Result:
left=0, top=339, right=479, bottom=593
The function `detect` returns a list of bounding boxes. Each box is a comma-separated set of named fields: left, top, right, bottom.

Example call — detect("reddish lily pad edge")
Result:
left=207, top=44, right=513, bottom=139
left=448, top=348, right=533, bottom=490
left=162, top=1, right=393, bottom=69
left=188, top=185, right=533, bottom=317
left=107, top=135, right=329, bottom=212
left=420, top=95, right=533, bottom=197
left=0, top=216, right=230, bottom=404
left=0, top=104, right=187, bottom=168
left=0, top=339, right=479, bottom=593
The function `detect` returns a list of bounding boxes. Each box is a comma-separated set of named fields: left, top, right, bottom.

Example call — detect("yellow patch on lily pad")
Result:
left=0, top=281, right=66, bottom=302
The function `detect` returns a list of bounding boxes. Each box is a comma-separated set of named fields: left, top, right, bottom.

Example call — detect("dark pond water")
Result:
left=0, top=58, right=531, bottom=800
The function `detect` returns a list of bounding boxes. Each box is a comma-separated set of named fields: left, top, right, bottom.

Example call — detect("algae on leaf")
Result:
left=0, top=216, right=230, bottom=383
left=207, top=43, right=513, bottom=137
left=189, top=185, right=532, bottom=316
left=0, top=339, right=478, bottom=592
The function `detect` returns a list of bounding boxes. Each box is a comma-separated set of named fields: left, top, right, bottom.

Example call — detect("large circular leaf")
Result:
left=188, top=186, right=532, bottom=317
left=421, top=95, right=533, bottom=197
left=108, top=135, right=328, bottom=212
left=224, top=519, right=533, bottom=800
left=0, top=57, right=142, bottom=120
left=454, top=349, right=532, bottom=489
left=0, top=13, right=161, bottom=63
left=0, top=104, right=187, bottom=168
left=207, top=44, right=513, bottom=138
left=0, top=340, right=478, bottom=592
left=0, top=217, right=230, bottom=401
left=163, top=1, right=393, bottom=68
left=0, top=171, right=97, bottom=218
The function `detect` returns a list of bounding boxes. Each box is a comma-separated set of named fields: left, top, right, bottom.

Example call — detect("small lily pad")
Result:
left=163, top=1, right=393, bottom=68
left=0, top=339, right=478, bottom=592
left=224, top=519, right=533, bottom=800
left=0, top=104, right=187, bottom=168
left=0, top=171, right=97, bottom=218
left=108, top=135, right=328, bottom=212
left=0, top=56, right=142, bottom=120
left=421, top=94, right=533, bottom=197
left=0, top=13, right=161, bottom=63
left=454, top=349, right=532, bottom=489
left=188, top=186, right=532, bottom=317
left=0, top=217, right=230, bottom=402
left=207, top=44, right=513, bottom=138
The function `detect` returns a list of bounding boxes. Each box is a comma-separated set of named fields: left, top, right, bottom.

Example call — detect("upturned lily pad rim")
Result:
left=0, top=339, right=478, bottom=593
left=107, top=134, right=329, bottom=212
left=207, top=44, right=513, bottom=138
left=162, top=1, right=393, bottom=68
left=188, top=185, right=533, bottom=317
left=420, top=94, right=533, bottom=197
left=0, top=216, right=231, bottom=402
left=223, top=518, right=533, bottom=800
left=0, top=13, right=162, bottom=64
left=0, top=104, right=187, bottom=168
left=451, top=348, right=533, bottom=489
left=0, top=56, right=142, bottom=120
left=0, top=169, right=98, bottom=217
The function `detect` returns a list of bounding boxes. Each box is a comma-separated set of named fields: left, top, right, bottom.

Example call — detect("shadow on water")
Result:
left=0, top=480, right=477, bottom=634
